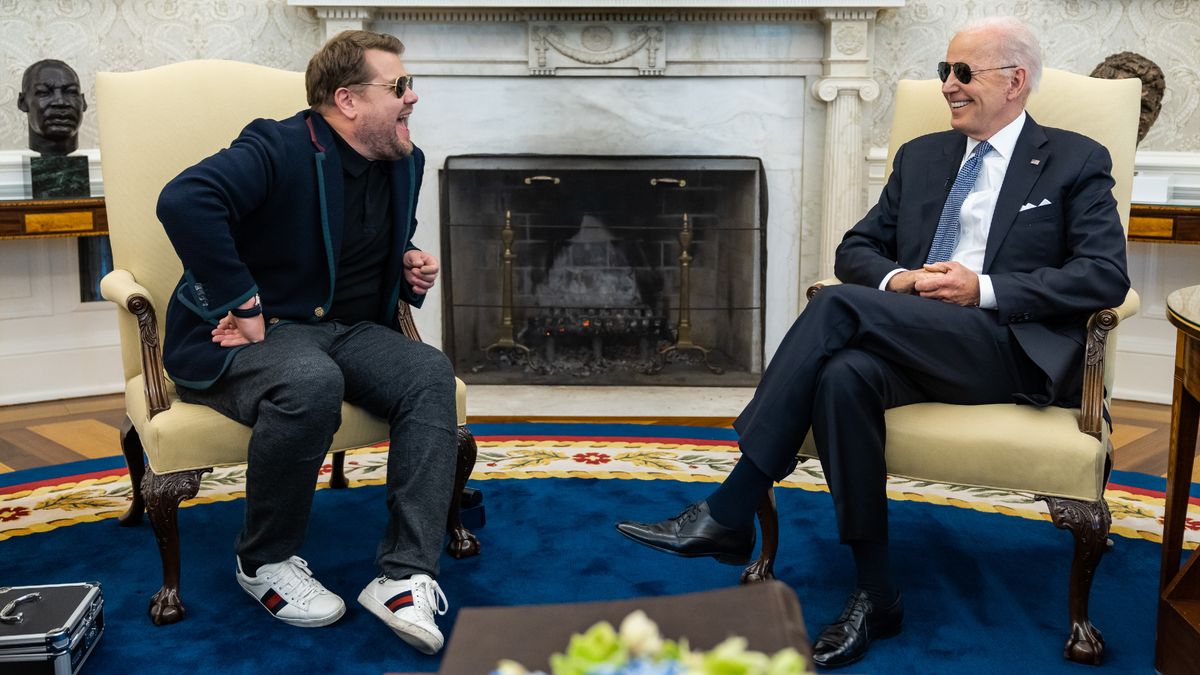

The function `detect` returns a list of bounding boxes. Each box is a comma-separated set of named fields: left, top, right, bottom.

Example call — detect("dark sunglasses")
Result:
left=937, top=62, right=1018, bottom=84
left=351, top=74, right=414, bottom=98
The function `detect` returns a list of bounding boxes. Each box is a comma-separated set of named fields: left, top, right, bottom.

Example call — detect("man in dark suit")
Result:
left=158, top=31, right=456, bottom=654
left=617, top=17, right=1129, bottom=669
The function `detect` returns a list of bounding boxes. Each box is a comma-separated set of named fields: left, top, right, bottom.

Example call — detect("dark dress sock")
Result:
left=704, top=454, right=773, bottom=530
left=850, top=540, right=898, bottom=604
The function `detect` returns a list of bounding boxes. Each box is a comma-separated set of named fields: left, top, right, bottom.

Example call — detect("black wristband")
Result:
left=230, top=299, right=262, bottom=319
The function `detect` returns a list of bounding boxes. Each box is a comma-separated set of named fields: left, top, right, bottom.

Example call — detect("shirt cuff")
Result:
left=879, top=268, right=905, bottom=291
left=978, top=274, right=997, bottom=309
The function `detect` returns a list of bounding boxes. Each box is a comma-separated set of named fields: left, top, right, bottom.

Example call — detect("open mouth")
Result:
left=949, top=100, right=971, bottom=110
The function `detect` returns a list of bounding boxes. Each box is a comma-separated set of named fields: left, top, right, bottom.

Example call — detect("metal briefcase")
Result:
left=0, top=583, right=104, bottom=675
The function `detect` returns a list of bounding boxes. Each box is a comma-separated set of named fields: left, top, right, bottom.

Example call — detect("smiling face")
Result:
left=18, top=60, right=87, bottom=155
left=941, top=28, right=1027, bottom=141
left=349, top=49, right=418, bottom=161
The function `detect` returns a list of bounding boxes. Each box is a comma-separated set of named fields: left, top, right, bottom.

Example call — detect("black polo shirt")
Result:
left=328, top=130, right=392, bottom=324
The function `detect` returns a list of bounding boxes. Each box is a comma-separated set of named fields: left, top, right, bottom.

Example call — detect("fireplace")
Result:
left=442, top=155, right=764, bottom=385
left=294, top=2, right=899, bottom=377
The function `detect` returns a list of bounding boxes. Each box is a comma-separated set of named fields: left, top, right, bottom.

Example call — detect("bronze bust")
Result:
left=1090, top=52, right=1166, bottom=144
left=17, top=59, right=88, bottom=156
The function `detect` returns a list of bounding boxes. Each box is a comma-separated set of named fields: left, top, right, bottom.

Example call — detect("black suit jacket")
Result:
left=834, top=115, right=1130, bottom=406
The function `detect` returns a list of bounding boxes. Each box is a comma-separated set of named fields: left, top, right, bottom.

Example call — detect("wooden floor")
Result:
left=0, top=394, right=1195, bottom=480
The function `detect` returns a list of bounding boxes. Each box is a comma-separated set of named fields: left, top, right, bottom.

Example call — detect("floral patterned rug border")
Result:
left=2, top=436, right=1196, bottom=549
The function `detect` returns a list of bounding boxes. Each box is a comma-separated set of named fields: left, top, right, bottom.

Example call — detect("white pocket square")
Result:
left=1019, top=198, right=1053, bottom=212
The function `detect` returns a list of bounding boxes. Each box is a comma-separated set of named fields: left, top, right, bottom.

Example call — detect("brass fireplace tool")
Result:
left=483, top=210, right=530, bottom=362
left=653, top=212, right=722, bottom=374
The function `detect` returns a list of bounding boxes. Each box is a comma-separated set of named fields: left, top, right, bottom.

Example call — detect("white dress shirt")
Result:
left=878, top=111, right=1028, bottom=310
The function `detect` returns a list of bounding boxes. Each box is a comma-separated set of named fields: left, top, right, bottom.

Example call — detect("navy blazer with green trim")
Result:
left=156, top=110, right=426, bottom=389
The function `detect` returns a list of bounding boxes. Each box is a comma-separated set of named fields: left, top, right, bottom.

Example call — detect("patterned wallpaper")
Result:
left=0, top=0, right=322, bottom=152
left=871, top=0, right=1200, bottom=152
left=1, top=1, right=1197, bottom=153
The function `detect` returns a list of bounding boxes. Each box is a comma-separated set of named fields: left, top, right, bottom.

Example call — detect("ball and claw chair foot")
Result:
left=149, top=586, right=186, bottom=626
left=740, top=559, right=775, bottom=584
left=447, top=529, right=481, bottom=558
left=1065, top=621, right=1104, bottom=665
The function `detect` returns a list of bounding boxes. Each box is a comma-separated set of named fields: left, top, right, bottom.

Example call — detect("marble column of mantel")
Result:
left=292, top=0, right=904, bottom=289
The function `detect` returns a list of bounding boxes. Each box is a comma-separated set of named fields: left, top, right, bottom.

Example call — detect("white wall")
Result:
left=2, top=0, right=1197, bottom=403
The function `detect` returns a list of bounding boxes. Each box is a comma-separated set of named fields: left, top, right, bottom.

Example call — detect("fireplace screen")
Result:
left=441, top=156, right=764, bottom=386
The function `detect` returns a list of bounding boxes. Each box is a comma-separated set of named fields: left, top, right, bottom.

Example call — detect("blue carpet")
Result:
left=0, top=432, right=1165, bottom=674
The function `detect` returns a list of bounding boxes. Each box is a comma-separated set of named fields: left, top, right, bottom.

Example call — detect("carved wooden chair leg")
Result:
left=445, top=424, right=480, bottom=559
left=1040, top=495, right=1110, bottom=665
left=118, top=416, right=146, bottom=526
left=144, top=467, right=210, bottom=626
left=742, top=488, right=778, bottom=584
left=329, top=450, right=349, bottom=489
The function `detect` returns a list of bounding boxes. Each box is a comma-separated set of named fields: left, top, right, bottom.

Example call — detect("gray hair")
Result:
left=957, top=16, right=1043, bottom=93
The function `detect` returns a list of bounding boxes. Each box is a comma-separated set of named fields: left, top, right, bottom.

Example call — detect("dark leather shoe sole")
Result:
left=614, top=523, right=753, bottom=566
left=812, top=625, right=901, bottom=669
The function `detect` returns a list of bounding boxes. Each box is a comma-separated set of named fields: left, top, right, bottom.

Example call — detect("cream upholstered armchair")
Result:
left=95, top=61, right=480, bottom=626
left=741, top=69, right=1141, bottom=665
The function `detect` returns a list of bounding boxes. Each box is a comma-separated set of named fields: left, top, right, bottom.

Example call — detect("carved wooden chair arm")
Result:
left=1078, top=288, right=1139, bottom=439
left=100, top=269, right=171, bottom=418
left=806, top=277, right=841, bottom=299
left=397, top=301, right=421, bottom=342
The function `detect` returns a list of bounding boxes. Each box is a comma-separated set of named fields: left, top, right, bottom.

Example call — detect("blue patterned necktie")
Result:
left=926, top=140, right=993, bottom=264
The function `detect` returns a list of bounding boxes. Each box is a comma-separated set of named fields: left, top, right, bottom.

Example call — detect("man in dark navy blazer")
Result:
left=617, top=17, right=1130, bottom=668
left=158, top=31, right=455, bottom=654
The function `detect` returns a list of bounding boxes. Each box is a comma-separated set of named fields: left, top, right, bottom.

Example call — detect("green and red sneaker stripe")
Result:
left=261, top=589, right=289, bottom=614
left=385, top=591, right=414, bottom=612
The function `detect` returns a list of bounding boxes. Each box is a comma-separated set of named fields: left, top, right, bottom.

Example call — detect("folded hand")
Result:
left=404, top=249, right=440, bottom=295
left=915, top=261, right=981, bottom=306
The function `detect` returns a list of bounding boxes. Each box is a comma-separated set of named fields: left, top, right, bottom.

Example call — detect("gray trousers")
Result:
left=177, top=321, right=458, bottom=579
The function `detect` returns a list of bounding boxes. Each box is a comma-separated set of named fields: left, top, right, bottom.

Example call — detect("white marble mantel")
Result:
left=290, top=0, right=902, bottom=360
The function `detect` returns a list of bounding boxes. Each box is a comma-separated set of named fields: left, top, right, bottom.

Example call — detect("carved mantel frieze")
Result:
left=290, top=1, right=904, bottom=36
left=530, top=23, right=665, bottom=75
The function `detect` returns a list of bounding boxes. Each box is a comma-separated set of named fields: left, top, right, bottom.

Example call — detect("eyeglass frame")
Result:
left=349, top=74, right=414, bottom=98
left=937, top=62, right=1018, bottom=85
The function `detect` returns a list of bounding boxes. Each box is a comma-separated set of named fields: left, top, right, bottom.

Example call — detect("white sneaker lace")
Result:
left=264, top=556, right=327, bottom=605
left=409, top=576, right=449, bottom=619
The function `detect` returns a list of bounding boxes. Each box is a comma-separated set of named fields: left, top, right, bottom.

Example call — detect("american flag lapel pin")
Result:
left=1030, top=159, right=1041, bottom=165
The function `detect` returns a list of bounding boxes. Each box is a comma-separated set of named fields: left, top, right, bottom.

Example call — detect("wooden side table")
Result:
left=1130, top=204, right=1200, bottom=244
left=0, top=197, right=108, bottom=240
left=1158, top=284, right=1200, bottom=674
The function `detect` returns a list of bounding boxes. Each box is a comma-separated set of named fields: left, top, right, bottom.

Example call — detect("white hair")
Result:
left=957, top=16, right=1043, bottom=93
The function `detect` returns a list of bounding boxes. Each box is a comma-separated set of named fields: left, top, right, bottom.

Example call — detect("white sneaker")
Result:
left=357, top=574, right=449, bottom=654
left=235, top=556, right=346, bottom=627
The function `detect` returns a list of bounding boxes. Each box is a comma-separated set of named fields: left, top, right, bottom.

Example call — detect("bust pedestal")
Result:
left=29, top=155, right=90, bottom=199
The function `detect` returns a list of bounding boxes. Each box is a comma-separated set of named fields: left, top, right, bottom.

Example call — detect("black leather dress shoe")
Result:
left=811, top=589, right=903, bottom=669
left=615, top=501, right=755, bottom=565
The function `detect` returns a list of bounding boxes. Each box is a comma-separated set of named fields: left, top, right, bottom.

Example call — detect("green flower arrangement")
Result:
left=493, top=610, right=808, bottom=675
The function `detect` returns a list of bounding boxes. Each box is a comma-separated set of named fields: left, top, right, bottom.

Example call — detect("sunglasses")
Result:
left=937, top=62, right=1018, bottom=84
left=350, top=74, right=414, bottom=98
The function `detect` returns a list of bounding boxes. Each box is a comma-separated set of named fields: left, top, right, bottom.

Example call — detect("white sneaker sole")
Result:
left=357, top=588, right=443, bottom=654
left=237, top=577, right=346, bottom=628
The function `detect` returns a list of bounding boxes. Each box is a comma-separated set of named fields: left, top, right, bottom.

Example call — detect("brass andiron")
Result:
left=654, top=212, right=722, bottom=374
left=483, top=210, right=530, bottom=361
